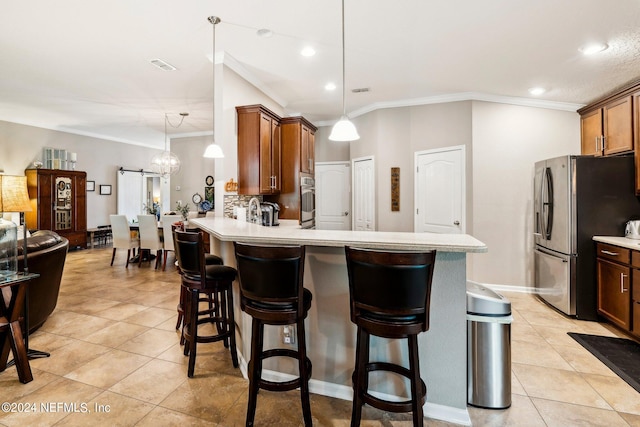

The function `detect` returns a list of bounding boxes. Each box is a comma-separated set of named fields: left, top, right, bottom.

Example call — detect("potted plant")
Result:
left=176, top=202, right=190, bottom=224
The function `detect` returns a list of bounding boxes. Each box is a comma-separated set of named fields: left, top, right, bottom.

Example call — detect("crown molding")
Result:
left=316, top=92, right=585, bottom=127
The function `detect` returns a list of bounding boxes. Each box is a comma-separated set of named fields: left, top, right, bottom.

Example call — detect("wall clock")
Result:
left=192, top=193, right=203, bottom=204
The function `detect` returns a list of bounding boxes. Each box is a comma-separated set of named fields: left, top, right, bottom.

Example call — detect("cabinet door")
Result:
left=259, top=113, right=274, bottom=194
left=597, top=258, right=631, bottom=329
left=632, top=269, right=640, bottom=335
left=604, top=95, right=633, bottom=155
left=308, top=131, right=315, bottom=174
left=271, top=119, right=281, bottom=193
left=301, top=125, right=311, bottom=173
left=581, top=109, right=603, bottom=156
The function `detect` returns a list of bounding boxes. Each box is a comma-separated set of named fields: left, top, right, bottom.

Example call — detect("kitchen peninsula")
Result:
left=190, top=217, right=487, bottom=425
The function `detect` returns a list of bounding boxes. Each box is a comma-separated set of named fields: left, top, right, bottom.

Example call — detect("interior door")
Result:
left=316, top=162, right=351, bottom=230
left=352, top=156, right=375, bottom=231
left=415, top=146, right=465, bottom=233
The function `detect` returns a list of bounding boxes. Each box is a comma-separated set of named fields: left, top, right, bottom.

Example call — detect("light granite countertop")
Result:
left=190, top=217, right=487, bottom=253
left=593, top=235, right=640, bottom=251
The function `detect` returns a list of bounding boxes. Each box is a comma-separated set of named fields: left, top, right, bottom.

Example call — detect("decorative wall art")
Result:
left=86, top=181, right=95, bottom=192
left=391, top=167, right=400, bottom=212
left=99, top=185, right=112, bottom=195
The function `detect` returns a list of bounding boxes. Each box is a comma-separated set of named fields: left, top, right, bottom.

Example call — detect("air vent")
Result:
left=352, top=88, right=370, bottom=93
left=150, top=59, right=177, bottom=71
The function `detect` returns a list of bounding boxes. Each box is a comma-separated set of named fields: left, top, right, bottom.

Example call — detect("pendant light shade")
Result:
left=329, top=115, right=360, bottom=141
left=329, top=0, right=359, bottom=142
left=204, top=16, right=225, bottom=159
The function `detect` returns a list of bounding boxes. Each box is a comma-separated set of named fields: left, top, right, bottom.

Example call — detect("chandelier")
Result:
left=151, top=113, right=187, bottom=177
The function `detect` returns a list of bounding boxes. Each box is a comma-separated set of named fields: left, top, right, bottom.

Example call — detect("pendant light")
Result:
left=203, top=16, right=225, bottom=158
left=150, top=113, right=183, bottom=178
left=329, top=0, right=360, bottom=142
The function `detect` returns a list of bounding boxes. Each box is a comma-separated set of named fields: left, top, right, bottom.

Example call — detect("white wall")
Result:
left=0, top=119, right=162, bottom=228
left=469, top=101, right=580, bottom=287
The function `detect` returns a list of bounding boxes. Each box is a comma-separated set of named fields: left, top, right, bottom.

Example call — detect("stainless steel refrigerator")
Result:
left=534, top=154, right=640, bottom=320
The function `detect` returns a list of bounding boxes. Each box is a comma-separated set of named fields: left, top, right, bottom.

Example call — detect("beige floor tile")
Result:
left=0, top=368, right=59, bottom=401
left=108, top=359, right=187, bottom=404
left=154, top=316, right=180, bottom=332
left=467, top=394, right=546, bottom=427
left=517, top=308, right=578, bottom=329
left=52, top=390, right=155, bottom=426
left=64, top=349, right=151, bottom=388
left=532, top=397, right=628, bottom=427
left=160, top=372, right=247, bottom=423
left=619, top=411, right=640, bottom=426
left=92, top=302, right=149, bottom=321
left=584, top=373, right=640, bottom=415
left=122, top=306, right=176, bottom=327
left=512, top=363, right=612, bottom=409
left=116, top=328, right=177, bottom=357
left=27, top=331, right=77, bottom=353
left=82, top=321, right=149, bottom=348
left=511, top=339, right=574, bottom=370
left=531, top=324, right=587, bottom=348
left=0, top=377, right=102, bottom=427
left=37, top=310, right=116, bottom=340
left=28, top=340, right=111, bottom=376
left=553, top=344, right=617, bottom=377
left=135, top=406, right=212, bottom=427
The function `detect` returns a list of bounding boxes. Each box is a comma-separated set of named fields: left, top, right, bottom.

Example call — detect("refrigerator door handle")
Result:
left=542, top=167, right=554, bottom=240
left=535, top=248, right=569, bottom=263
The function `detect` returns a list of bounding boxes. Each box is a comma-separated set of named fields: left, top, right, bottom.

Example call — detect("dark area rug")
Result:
left=568, top=332, right=640, bottom=393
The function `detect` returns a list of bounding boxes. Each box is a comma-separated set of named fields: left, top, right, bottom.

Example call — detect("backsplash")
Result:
left=223, top=194, right=262, bottom=219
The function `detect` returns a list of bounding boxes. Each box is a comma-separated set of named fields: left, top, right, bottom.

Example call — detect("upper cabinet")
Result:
left=580, top=96, right=633, bottom=157
left=236, top=105, right=281, bottom=195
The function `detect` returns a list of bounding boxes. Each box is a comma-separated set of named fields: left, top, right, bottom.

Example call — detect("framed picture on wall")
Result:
left=87, top=181, right=95, bottom=192
left=99, top=184, right=112, bottom=195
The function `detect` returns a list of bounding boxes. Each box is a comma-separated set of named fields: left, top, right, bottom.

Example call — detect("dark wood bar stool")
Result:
left=172, top=226, right=224, bottom=341
left=234, top=243, right=313, bottom=427
left=345, top=246, right=436, bottom=427
left=174, top=230, right=238, bottom=377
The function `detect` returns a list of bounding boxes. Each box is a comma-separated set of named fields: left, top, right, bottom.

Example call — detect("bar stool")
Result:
left=345, top=247, right=436, bottom=427
left=234, top=243, right=313, bottom=427
left=174, top=230, right=238, bottom=377
left=172, top=226, right=224, bottom=338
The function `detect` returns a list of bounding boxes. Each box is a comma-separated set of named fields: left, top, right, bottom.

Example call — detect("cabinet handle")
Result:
left=602, top=136, right=606, bottom=151
left=621, top=273, right=628, bottom=293
left=601, top=250, right=619, bottom=256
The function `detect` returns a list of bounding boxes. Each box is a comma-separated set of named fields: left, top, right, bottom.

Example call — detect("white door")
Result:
left=352, top=156, right=375, bottom=231
left=316, top=162, right=351, bottom=230
left=415, top=146, right=465, bottom=233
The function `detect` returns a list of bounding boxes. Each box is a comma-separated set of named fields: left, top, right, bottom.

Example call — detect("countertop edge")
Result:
left=593, top=235, right=640, bottom=251
left=191, top=218, right=488, bottom=253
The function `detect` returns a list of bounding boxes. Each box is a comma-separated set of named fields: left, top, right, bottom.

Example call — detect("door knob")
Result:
left=344, top=212, right=349, bottom=216
left=454, top=220, right=460, bottom=225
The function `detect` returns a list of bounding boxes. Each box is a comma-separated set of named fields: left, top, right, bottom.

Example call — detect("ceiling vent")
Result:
left=150, top=59, right=177, bottom=71
left=352, top=87, right=370, bottom=93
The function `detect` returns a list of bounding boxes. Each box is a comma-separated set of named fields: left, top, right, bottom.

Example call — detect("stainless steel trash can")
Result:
left=467, top=282, right=512, bottom=409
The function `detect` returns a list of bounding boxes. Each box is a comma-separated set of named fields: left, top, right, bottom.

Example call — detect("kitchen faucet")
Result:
left=248, top=197, right=261, bottom=224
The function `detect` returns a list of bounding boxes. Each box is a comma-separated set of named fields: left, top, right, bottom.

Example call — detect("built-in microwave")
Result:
left=300, top=174, right=315, bottom=229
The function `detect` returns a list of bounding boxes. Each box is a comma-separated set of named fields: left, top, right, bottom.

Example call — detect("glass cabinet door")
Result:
left=54, top=176, right=72, bottom=231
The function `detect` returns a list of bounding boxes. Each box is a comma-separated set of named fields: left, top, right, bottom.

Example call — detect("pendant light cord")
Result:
left=341, top=0, right=346, bottom=117
left=209, top=16, right=220, bottom=143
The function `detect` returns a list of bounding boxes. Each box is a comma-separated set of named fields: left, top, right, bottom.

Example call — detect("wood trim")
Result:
left=578, top=77, right=640, bottom=115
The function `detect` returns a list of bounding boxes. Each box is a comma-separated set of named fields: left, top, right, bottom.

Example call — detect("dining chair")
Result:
left=161, top=214, right=181, bottom=271
left=109, top=214, right=139, bottom=268
left=137, top=214, right=163, bottom=269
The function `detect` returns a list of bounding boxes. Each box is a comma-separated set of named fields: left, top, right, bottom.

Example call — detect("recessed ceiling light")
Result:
left=256, top=28, right=273, bottom=38
left=150, top=59, right=177, bottom=71
left=579, top=43, right=609, bottom=55
left=301, top=46, right=316, bottom=57
left=528, top=87, right=546, bottom=96
left=325, top=82, right=337, bottom=91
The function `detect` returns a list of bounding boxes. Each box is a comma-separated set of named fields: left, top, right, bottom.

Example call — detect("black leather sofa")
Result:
left=17, top=230, right=69, bottom=333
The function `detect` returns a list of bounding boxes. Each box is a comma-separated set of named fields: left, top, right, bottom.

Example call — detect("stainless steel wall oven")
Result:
left=300, top=174, right=315, bottom=229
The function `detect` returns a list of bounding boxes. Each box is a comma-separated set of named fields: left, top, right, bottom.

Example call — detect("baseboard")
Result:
left=253, top=366, right=471, bottom=425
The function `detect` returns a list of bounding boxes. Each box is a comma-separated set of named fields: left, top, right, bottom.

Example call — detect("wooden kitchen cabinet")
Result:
left=25, top=168, right=87, bottom=248
left=580, top=96, right=633, bottom=157
left=236, top=105, right=281, bottom=195
left=272, top=116, right=318, bottom=220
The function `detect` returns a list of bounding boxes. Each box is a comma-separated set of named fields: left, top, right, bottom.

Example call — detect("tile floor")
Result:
left=2, top=247, right=640, bottom=426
